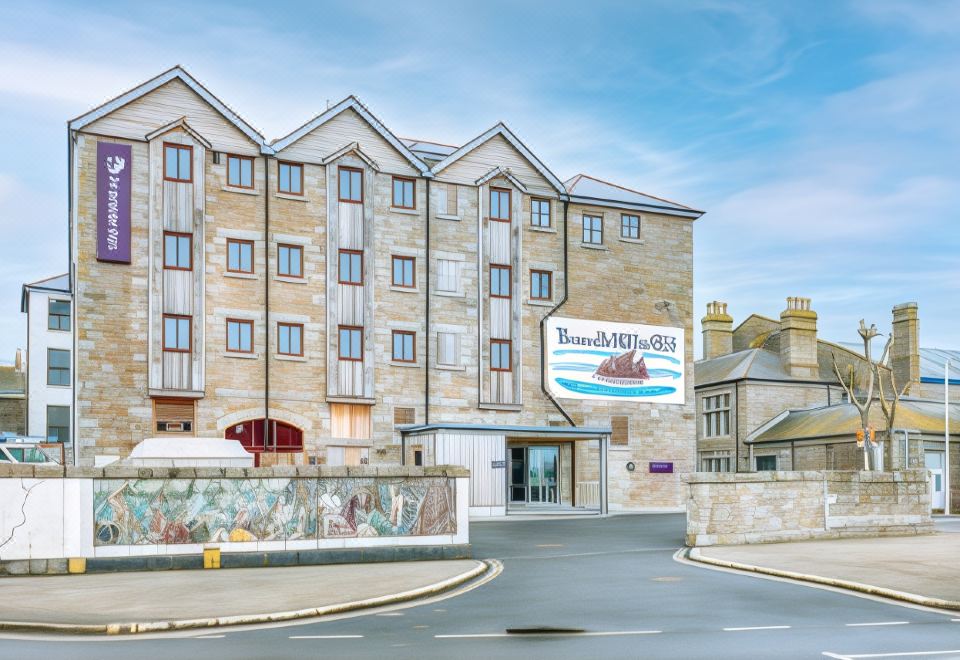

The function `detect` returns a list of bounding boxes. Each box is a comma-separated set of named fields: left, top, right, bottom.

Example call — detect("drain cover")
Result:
left=506, top=626, right=586, bottom=635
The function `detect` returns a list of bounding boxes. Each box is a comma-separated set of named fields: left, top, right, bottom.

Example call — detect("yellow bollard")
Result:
left=203, top=546, right=221, bottom=569
left=67, top=557, right=87, bottom=574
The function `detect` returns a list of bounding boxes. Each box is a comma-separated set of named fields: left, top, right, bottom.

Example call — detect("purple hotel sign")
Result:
left=649, top=462, right=674, bottom=474
left=96, top=142, right=132, bottom=263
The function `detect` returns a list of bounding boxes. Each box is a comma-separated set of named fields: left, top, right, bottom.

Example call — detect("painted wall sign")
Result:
left=96, top=142, right=132, bottom=263
left=649, top=462, right=674, bottom=474
left=545, top=317, right=685, bottom=404
left=491, top=460, right=506, bottom=469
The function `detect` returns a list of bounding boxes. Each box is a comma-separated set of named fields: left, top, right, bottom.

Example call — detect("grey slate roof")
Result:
left=838, top=342, right=960, bottom=385
left=565, top=174, right=702, bottom=215
left=21, top=273, right=70, bottom=313
left=694, top=348, right=799, bottom=386
left=0, top=366, right=24, bottom=398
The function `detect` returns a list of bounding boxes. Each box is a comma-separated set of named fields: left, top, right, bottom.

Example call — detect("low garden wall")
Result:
left=0, top=464, right=469, bottom=574
left=685, top=470, right=932, bottom=546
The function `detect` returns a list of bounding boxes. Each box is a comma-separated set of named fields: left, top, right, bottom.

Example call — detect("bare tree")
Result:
left=831, top=320, right=880, bottom=470
left=874, top=335, right=912, bottom=469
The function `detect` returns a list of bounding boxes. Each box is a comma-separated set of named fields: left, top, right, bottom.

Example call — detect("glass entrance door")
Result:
left=926, top=451, right=945, bottom=510
left=528, top=446, right=559, bottom=504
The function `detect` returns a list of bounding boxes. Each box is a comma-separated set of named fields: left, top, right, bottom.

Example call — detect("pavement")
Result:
left=3, top=515, right=960, bottom=659
left=0, top=559, right=486, bottom=633
left=690, top=516, right=960, bottom=609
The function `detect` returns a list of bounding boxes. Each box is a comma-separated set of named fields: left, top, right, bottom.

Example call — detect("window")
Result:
left=392, top=256, right=415, bottom=288
left=226, top=319, right=254, bottom=353
left=227, top=154, right=254, bottom=189
left=338, top=249, right=363, bottom=285
left=490, top=265, right=511, bottom=298
left=227, top=239, right=254, bottom=273
left=163, top=231, right=192, bottom=270
left=154, top=399, right=194, bottom=434
left=490, top=188, right=511, bottom=222
left=621, top=214, right=640, bottom=239
left=392, top=330, right=416, bottom=363
left=278, top=161, right=303, bottom=195
left=701, top=452, right=732, bottom=472
left=702, top=393, right=731, bottom=437
left=338, top=167, right=363, bottom=203
left=162, top=315, right=191, bottom=353
left=278, top=244, right=303, bottom=278
left=46, top=348, right=70, bottom=386
left=437, top=259, right=459, bottom=293
left=278, top=322, right=303, bottom=356
left=491, top=339, right=512, bottom=372
left=46, top=406, right=70, bottom=443
left=530, top=270, right=552, bottom=301
left=48, top=299, right=70, bottom=331
left=437, top=332, right=459, bottom=367
left=582, top=214, right=603, bottom=244
left=755, top=455, right=777, bottom=471
left=531, top=198, right=551, bottom=228
left=164, top=143, right=192, bottom=182
left=330, top=402, right=371, bottom=439
left=338, top=326, right=363, bottom=361
left=392, top=177, right=415, bottom=209
left=438, top=183, right=458, bottom=216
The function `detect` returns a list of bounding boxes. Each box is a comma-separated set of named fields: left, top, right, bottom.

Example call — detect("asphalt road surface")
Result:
left=2, top=514, right=959, bottom=659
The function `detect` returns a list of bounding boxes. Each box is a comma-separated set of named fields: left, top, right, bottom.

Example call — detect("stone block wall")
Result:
left=685, top=470, right=933, bottom=546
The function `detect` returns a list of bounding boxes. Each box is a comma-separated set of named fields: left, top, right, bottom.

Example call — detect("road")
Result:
left=2, top=514, right=959, bottom=659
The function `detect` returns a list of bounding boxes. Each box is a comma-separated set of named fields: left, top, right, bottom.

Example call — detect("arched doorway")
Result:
left=225, top=419, right=303, bottom=467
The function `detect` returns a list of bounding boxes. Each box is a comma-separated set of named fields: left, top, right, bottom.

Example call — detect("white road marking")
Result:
left=825, top=651, right=960, bottom=658
left=377, top=612, right=405, bottom=617
left=845, top=621, right=910, bottom=627
left=289, top=635, right=364, bottom=639
left=435, top=630, right=662, bottom=638
left=723, top=625, right=791, bottom=631
left=192, top=635, right=225, bottom=639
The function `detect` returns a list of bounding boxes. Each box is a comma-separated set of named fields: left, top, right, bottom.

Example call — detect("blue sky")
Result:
left=0, top=0, right=957, bottom=362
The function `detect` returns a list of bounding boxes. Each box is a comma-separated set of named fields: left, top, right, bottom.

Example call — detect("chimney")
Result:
left=702, top=301, right=733, bottom=359
left=779, top=297, right=818, bottom=378
left=14, top=348, right=23, bottom=373
left=891, top=302, right=920, bottom=392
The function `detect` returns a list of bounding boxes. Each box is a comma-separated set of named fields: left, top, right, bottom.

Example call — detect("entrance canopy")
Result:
left=399, top=423, right=611, bottom=517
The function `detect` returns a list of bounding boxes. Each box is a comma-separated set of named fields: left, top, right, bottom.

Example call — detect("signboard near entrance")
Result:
left=491, top=460, right=506, bottom=469
left=545, top=317, right=684, bottom=404
left=649, top=462, right=674, bottom=474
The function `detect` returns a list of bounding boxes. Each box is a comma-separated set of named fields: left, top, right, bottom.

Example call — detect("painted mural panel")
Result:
left=93, top=477, right=456, bottom=546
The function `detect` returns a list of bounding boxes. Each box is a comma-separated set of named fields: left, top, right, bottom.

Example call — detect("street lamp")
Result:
left=946, top=359, right=951, bottom=516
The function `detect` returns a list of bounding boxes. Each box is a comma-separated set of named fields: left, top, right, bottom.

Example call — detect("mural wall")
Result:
left=93, top=477, right=457, bottom=546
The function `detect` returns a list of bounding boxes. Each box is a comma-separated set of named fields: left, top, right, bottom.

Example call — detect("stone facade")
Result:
left=685, top=470, right=933, bottom=546
left=68, top=68, right=702, bottom=511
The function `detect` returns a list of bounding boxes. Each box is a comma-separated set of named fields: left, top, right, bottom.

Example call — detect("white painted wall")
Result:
left=26, top=288, right=73, bottom=440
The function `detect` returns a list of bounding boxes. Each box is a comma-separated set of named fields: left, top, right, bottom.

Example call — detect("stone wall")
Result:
left=0, top=398, right=25, bottom=435
left=685, top=470, right=933, bottom=546
left=0, top=464, right=468, bottom=564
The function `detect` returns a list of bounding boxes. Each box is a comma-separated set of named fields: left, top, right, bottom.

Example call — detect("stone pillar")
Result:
left=779, top=297, right=818, bottom=378
left=701, top=301, right=733, bottom=359
left=891, top=302, right=920, bottom=393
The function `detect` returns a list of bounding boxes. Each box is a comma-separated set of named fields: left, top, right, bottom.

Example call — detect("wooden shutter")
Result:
left=154, top=399, right=195, bottom=434
left=446, top=184, right=458, bottom=215
left=330, top=403, right=372, bottom=439
left=394, top=407, right=415, bottom=426
left=611, top=415, right=629, bottom=446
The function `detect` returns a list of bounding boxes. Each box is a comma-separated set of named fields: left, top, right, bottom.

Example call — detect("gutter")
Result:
left=539, top=199, right=575, bottom=426
left=68, top=127, right=78, bottom=466
left=424, top=178, right=430, bottom=425
left=264, top=155, right=271, bottom=453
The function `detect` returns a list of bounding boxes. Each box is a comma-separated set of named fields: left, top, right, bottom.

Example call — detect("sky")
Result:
left=0, top=0, right=957, bottom=362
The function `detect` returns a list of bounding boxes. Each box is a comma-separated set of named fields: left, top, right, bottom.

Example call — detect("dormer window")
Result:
left=339, top=167, right=363, bottom=203
left=164, top=143, right=192, bottom=183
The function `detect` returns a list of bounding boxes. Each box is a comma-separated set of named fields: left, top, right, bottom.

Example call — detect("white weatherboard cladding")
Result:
left=277, top=108, right=419, bottom=176
left=434, top=433, right=505, bottom=508
left=438, top=134, right=555, bottom=194
left=81, top=79, right=259, bottom=155
left=545, top=317, right=685, bottom=404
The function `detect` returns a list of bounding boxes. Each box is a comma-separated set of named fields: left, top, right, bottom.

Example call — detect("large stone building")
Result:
left=66, top=67, right=702, bottom=513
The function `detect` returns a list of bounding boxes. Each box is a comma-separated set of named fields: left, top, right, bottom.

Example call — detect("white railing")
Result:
left=576, top=481, right=600, bottom=507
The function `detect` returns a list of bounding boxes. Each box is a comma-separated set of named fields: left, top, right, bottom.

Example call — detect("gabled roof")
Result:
left=476, top=166, right=527, bottom=193
left=271, top=96, right=429, bottom=175
left=144, top=117, right=212, bottom=148
left=21, top=273, right=70, bottom=313
left=695, top=348, right=796, bottom=386
left=565, top=173, right=702, bottom=217
left=431, top=122, right=566, bottom=194
left=68, top=66, right=265, bottom=148
left=401, top=138, right=457, bottom=162
left=321, top=142, right=380, bottom=171
left=748, top=399, right=960, bottom=444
